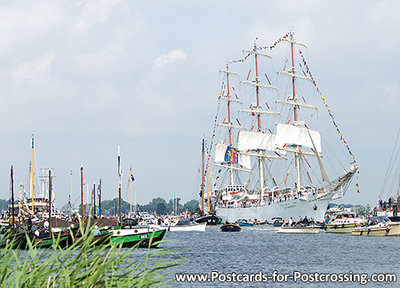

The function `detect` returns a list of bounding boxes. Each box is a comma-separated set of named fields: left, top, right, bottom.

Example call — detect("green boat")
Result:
left=109, top=227, right=166, bottom=248
left=32, top=233, right=70, bottom=248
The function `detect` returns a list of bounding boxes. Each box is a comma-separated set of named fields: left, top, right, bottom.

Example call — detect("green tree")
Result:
left=183, top=200, right=199, bottom=213
left=156, top=202, right=167, bottom=215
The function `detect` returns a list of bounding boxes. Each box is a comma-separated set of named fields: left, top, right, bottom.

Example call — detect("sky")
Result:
left=0, top=0, right=398, bottom=208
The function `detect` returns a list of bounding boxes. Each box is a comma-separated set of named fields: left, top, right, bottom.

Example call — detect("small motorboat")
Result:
left=277, top=223, right=321, bottom=234
left=168, top=219, right=206, bottom=232
left=352, top=216, right=400, bottom=236
left=149, top=219, right=207, bottom=232
left=236, top=219, right=254, bottom=227
left=325, top=212, right=366, bottom=234
left=271, top=217, right=284, bottom=227
left=220, top=223, right=241, bottom=232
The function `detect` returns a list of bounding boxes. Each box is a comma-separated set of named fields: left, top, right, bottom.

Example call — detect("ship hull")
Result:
left=216, top=194, right=331, bottom=223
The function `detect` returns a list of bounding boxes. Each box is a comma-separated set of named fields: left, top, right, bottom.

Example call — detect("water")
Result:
left=143, top=226, right=400, bottom=287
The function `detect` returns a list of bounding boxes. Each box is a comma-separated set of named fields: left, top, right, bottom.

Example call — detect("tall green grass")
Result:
left=0, top=222, right=180, bottom=287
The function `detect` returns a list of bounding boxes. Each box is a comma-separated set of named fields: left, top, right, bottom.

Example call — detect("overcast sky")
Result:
left=0, top=0, right=398, bottom=208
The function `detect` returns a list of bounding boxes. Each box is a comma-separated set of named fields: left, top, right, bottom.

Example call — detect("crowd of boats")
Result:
left=2, top=197, right=400, bottom=251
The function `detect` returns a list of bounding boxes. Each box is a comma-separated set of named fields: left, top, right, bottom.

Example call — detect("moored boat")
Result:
left=325, top=212, right=366, bottom=234
left=352, top=216, right=400, bottom=236
left=109, top=227, right=166, bottom=248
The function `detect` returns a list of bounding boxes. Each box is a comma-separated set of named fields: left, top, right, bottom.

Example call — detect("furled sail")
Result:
left=215, top=143, right=251, bottom=169
left=276, top=124, right=321, bottom=153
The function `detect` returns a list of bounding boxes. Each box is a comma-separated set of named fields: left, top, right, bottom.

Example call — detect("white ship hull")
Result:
left=216, top=193, right=332, bottom=223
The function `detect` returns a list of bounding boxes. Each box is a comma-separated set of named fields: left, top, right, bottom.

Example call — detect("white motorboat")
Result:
left=277, top=224, right=321, bottom=234
left=352, top=216, right=400, bottom=236
left=150, top=219, right=206, bottom=232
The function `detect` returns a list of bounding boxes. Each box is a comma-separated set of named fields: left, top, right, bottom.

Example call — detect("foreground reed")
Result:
left=0, top=222, right=180, bottom=287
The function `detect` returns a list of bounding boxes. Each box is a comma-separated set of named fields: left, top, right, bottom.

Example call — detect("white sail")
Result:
left=215, top=143, right=251, bottom=169
left=308, top=129, right=330, bottom=182
left=276, top=124, right=321, bottom=153
left=238, top=131, right=278, bottom=152
left=238, top=153, right=251, bottom=169
left=215, top=143, right=227, bottom=163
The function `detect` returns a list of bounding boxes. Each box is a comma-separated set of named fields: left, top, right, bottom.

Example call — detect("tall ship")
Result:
left=207, top=32, right=358, bottom=223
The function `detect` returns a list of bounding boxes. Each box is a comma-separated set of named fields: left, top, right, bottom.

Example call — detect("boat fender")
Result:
left=334, top=224, right=337, bottom=229
left=360, top=230, right=363, bottom=236
left=367, top=228, right=370, bottom=235
left=386, top=227, right=390, bottom=233
left=341, top=224, right=345, bottom=228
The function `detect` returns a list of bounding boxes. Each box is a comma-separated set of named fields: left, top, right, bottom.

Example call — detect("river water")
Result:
left=145, top=225, right=399, bottom=287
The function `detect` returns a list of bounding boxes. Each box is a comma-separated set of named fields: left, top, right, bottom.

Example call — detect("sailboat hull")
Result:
left=216, top=193, right=331, bottom=223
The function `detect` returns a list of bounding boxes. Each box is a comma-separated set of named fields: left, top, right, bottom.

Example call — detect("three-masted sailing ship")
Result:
left=207, top=32, right=358, bottom=223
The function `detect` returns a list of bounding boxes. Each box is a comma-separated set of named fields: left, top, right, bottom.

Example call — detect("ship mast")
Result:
left=92, top=183, right=96, bottom=216
left=118, top=146, right=122, bottom=221
left=30, top=134, right=35, bottom=213
left=80, top=166, right=84, bottom=218
left=11, top=166, right=15, bottom=233
left=289, top=32, right=301, bottom=193
left=48, top=169, right=52, bottom=234
left=70, top=170, right=73, bottom=216
left=98, top=179, right=102, bottom=216
left=129, top=166, right=133, bottom=216
left=217, top=64, right=244, bottom=189
left=201, top=137, right=205, bottom=214
left=225, top=63, right=235, bottom=186
left=253, top=43, right=265, bottom=199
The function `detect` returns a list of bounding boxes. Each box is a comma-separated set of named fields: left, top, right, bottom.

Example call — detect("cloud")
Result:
left=153, top=49, right=187, bottom=69
left=11, top=54, right=55, bottom=85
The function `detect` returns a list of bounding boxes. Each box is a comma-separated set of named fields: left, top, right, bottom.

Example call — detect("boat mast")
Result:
left=98, top=179, right=102, bottom=216
left=48, top=169, right=52, bottom=234
left=93, top=183, right=96, bottom=216
left=225, top=63, right=235, bottom=186
left=290, top=32, right=301, bottom=193
left=253, top=43, right=265, bottom=199
left=129, top=166, right=132, bottom=216
left=201, top=137, right=205, bottom=214
left=70, top=170, right=73, bottom=216
left=31, top=134, right=35, bottom=213
left=80, top=166, right=84, bottom=218
left=11, top=166, right=15, bottom=233
left=206, top=157, right=210, bottom=214
left=118, top=145, right=122, bottom=221
left=18, top=184, right=22, bottom=218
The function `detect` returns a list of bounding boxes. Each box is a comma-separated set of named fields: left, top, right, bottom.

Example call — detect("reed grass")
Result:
left=0, top=221, right=180, bottom=287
